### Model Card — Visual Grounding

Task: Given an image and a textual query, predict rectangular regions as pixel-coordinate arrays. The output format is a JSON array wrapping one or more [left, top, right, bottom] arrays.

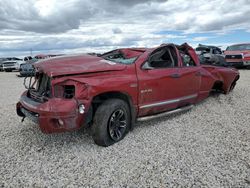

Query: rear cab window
[[179, 51, 196, 67], [177, 44, 198, 67], [100, 49, 145, 64]]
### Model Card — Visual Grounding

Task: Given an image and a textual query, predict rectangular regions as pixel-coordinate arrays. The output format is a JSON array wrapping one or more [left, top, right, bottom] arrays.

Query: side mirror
[[142, 61, 154, 70]]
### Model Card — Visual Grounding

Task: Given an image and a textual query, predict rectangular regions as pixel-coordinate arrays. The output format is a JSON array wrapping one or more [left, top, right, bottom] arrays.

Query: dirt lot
[[0, 71, 250, 187]]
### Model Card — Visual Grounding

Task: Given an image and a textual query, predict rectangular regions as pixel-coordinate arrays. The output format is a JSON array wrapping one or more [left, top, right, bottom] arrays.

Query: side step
[[137, 105, 194, 122]]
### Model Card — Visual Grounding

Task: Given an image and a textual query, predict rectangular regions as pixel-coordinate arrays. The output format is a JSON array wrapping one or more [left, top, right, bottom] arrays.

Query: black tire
[[230, 80, 237, 91], [92, 99, 131, 147]]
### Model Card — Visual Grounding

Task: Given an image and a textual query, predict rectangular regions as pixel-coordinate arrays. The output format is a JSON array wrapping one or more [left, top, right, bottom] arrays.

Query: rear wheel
[[92, 99, 131, 147]]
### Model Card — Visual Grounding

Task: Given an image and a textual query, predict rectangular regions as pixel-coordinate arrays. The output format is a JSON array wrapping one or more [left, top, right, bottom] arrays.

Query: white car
[[2, 60, 24, 72]]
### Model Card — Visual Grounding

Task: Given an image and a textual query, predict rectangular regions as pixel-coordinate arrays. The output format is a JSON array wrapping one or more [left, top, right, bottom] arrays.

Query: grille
[[29, 90, 49, 103], [225, 54, 243, 59], [28, 74, 51, 103], [3, 62, 15, 67]]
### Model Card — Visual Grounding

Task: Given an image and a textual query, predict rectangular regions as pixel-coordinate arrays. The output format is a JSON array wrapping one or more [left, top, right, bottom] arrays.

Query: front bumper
[[3, 67, 16, 71], [227, 62, 244, 67], [243, 61, 250, 66], [226, 59, 250, 67], [16, 93, 90, 133]]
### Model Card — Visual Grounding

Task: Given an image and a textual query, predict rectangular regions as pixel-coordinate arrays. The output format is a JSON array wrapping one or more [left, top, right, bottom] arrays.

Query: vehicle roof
[[101, 48, 148, 59], [196, 44, 221, 50], [227, 43, 250, 47], [34, 54, 48, 58], [120, 48, 147, 58]]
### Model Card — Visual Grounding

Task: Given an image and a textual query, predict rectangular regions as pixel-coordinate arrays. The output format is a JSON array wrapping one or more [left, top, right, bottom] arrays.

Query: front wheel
[[92, 99, 131, 147]]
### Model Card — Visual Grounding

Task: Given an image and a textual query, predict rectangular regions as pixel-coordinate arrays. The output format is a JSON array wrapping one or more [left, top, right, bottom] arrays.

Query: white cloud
[[192, 37, 211, 42], [0, 0, 250, 56]]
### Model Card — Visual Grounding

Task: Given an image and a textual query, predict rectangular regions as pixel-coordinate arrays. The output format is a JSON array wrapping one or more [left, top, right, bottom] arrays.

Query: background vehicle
[[19, 57, 39, 77], [18, 54, 62, 77], [195, 44, 228, 67], [0, 58, 7, 71], [17, 43, 239, 147], [224, 43, 250, 68], [1, 57, 23, 72]]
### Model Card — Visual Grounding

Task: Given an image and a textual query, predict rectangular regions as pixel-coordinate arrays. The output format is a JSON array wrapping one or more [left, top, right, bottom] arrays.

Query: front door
[[137, 45, 184, 117]]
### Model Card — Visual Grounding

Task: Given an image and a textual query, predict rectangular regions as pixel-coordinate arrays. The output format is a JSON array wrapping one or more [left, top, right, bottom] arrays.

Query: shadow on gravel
[[18, 121, 95, 150], [16, 89, 236, 149]]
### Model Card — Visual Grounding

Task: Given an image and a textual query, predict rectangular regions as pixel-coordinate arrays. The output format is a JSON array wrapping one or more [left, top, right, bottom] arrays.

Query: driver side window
[[149, 47, 178, 68]]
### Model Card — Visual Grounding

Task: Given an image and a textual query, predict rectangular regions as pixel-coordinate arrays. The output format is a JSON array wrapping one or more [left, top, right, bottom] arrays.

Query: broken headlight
[[54, 85, 75, 99], [53, 80, 88, 99]]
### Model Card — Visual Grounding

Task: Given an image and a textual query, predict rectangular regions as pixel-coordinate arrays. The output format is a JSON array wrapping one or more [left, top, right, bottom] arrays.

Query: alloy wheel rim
[[108, 109, 127, 141]]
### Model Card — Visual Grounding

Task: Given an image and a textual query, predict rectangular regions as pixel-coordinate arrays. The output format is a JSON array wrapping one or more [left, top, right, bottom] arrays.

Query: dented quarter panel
[[201, 65, 239, 94]]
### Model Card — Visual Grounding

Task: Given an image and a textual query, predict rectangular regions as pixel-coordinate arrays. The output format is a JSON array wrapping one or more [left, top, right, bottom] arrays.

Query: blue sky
[[0, 0, 250, 57], [155, 29, 250, 49]]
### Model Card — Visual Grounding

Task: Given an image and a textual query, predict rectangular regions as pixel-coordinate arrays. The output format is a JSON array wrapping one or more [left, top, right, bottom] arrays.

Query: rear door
[[177, 45, 201, 106]]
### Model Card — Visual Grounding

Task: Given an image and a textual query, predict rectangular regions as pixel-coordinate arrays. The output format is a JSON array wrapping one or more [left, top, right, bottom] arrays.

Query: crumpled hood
[[34, 54, 126, 77]]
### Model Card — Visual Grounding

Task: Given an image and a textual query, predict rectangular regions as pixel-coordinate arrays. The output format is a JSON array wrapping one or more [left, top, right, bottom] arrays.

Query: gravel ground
[[0, 71, 250, 187]]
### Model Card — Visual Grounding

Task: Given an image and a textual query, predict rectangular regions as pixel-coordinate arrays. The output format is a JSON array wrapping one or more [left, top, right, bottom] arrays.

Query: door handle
[[170, 73, 181, 78], [195, 71, 202, 76]]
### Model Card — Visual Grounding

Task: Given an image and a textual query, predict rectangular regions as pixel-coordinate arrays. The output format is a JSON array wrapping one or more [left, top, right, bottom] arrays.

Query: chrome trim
[[139, 94, 197, 109], [137, 105, 193, 121], [179, 94, 198, 101], [225, 54, 243, 59], [241, 53, 244, 58]]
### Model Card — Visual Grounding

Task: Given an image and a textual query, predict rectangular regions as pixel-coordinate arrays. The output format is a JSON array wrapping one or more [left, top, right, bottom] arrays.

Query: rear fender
[[203, 66, 239, 94]]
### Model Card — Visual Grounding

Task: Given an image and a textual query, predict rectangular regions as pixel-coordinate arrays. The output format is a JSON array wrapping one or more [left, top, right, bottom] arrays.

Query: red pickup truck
[[224, 43, 250, 68], [16, 43, 239, 146]]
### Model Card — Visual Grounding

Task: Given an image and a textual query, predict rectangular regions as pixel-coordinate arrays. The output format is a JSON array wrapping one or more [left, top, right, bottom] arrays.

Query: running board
[[137, 105, 194, 122]]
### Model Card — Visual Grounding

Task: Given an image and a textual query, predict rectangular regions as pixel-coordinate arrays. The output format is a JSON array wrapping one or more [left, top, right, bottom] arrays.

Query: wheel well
[[212, 81, 223, 92], [89, 91, 136, 128], [229, 75, 240, 91], [234, 75, 240, 82], [92, 91, 130, 106]]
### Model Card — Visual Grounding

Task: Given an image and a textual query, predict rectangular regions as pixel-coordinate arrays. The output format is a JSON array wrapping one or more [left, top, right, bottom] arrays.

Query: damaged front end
[[23, 73, 51, 102], [16, 72, 91, 133]]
